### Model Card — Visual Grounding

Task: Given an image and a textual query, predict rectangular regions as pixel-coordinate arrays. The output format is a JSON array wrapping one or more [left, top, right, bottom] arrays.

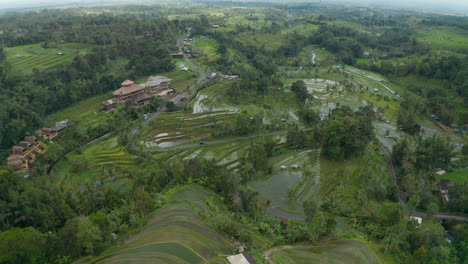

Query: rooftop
[[227, 254, 257, 264], [113, 82, 145, 96], [145, 76, 173, 88], [122, 80, 134, 86], [51, 120, 69, 132], [131, 92, 152, 102]]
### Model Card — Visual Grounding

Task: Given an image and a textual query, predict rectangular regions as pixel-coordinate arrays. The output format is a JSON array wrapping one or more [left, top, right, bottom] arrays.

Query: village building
[[145, 76, 173, 93], [113, 80, 145, 103], [438, 179, 454, 204], [11, 146, 26, 155], [24, 136, 38, 145], [192, 49, 202, 57], [409, 216, 422, 227], [38, 120, 69, 139], [131, 92, 152, 106], [18, 140, 31, 150], [102, 99, 116, 112], [226, 253, 257, 264], [7, 155, 28, 172], [157, 88, 177, 100], [6, 135, 47, 172], [171, 52, 184, 58]]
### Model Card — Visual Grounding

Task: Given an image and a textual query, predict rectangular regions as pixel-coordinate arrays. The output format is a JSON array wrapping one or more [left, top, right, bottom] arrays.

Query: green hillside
[[5, 42, 94, 74], [271, 240, 380, 264], [80, 186, 232, 264]]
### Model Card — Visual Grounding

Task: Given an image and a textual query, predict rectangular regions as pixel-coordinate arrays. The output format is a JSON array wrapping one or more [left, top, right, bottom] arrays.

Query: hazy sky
[[0, 0, 467, 14]]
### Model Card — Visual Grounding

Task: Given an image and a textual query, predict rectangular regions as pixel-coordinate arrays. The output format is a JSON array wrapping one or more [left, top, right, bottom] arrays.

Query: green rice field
[[436, 169, 468, 184], [270, 240, 380, 264], [80, 186, 232, 264], [51, 136, 136, 192], [5, 42, 94, 74]]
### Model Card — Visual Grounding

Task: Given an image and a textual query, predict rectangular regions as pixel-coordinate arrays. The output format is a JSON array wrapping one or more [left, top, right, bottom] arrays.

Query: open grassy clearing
[[5, 42, 94, 74], [235, 32, 287, 51], [280, 23, 319, 37], [51, 136, 136, 192], [81, 186, 232, 264], [193, 36, 222, 66], [436, 169, 468, 184], [224, 13, 271, 29], [270, 240, 380, 264], [45, 92, 114, 130], [418, 26, 468, 52]]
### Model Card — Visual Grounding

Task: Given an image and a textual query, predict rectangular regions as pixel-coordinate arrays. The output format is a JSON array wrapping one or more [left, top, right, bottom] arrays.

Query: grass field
[[51, 136, 136, 192], [436, 169, 468, 183], [80, 186, 232, 264], [45, 93, 114, 131], [193, 36, 222, 65], [5, 42, 94, 74], [270, 240, 380, 264], [418, 26, 468, 52]]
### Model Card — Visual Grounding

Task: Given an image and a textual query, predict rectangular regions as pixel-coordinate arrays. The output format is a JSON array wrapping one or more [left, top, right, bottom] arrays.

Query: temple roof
[[113, 83, 145, 96], [121, 80, 134, 86]]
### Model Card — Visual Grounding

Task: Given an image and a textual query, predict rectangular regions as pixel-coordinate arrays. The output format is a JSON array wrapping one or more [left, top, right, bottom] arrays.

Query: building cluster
[[7, 120, 69, 172], [37, 120, 70, 139], [7, 136, 47, 172], [104, 76, 175, 111]]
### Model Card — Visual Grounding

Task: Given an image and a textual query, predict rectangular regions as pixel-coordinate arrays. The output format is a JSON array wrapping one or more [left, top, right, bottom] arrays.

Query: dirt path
[[263, 243, 312, 264]]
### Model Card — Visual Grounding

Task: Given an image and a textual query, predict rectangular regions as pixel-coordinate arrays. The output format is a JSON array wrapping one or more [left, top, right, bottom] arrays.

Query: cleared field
[[5, 42, 94, 74], [45, 92, 114, 131], [418, 26, 468, 52], [436, 169, 468, 184], [270, 240, 380, 264], [193, 36, 222, 65], [81, 186, 232, 264], [52, 137, 136, 191]]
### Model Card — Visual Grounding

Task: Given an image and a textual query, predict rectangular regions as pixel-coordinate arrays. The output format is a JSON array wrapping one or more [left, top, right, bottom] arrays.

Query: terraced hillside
[[270, 240, 380, 264], [80, 186, 232, 264], [138, 110, 236, 149], [52, 137, 136, 191], [5, 42, 93, 74]]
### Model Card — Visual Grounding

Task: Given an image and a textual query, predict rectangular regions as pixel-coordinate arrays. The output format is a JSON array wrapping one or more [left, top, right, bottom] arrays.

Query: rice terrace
[[5, 42, 93, 74]]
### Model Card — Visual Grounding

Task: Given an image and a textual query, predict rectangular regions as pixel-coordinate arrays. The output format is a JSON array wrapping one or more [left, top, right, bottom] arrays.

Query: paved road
[[172, 39, 208, 107], [129, 107, 166, 151]]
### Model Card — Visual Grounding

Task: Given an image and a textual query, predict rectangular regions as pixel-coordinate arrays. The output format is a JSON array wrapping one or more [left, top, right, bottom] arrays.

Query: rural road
[[352, 69, 467, 221], [378, 135, 468, 222]]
